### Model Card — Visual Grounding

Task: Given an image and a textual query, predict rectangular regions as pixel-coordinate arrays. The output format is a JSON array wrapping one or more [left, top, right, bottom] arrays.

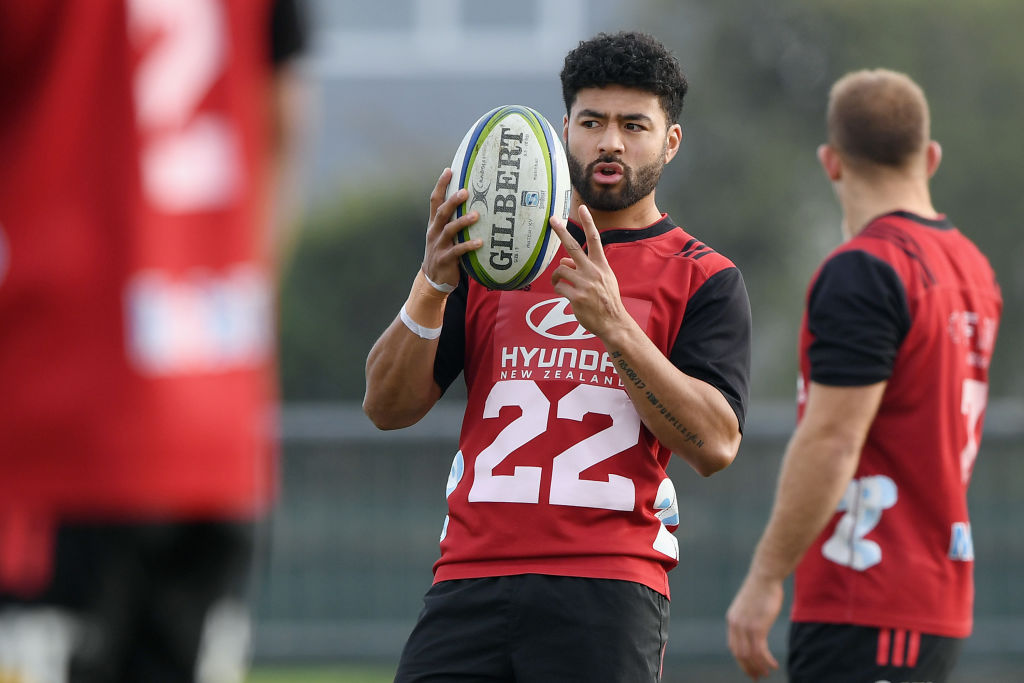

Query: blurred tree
[[278, 184, 426, 400], [639, 0, 1023, 399]]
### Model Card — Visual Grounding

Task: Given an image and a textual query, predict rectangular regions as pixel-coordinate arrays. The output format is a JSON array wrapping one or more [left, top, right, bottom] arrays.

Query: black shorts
[[395, 574, 671, 683], [0, 519, 255, 683], [788, 621, 964, 683]]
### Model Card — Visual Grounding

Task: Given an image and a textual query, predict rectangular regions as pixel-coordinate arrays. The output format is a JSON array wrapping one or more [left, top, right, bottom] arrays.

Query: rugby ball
[[446, 105, 571, 290]]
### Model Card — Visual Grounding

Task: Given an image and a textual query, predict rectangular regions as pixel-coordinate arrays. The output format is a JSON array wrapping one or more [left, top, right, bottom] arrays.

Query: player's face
[[564, 86, 679, 212]]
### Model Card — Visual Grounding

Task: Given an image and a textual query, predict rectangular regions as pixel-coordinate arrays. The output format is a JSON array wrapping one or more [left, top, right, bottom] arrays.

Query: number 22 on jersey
[[468, 380, 637, 510], [440, 380, 681, 559]]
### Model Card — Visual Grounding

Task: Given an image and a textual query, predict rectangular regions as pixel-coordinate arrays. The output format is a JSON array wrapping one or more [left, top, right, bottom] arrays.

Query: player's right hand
[[421, 168, 481, 289], [726, 573, 783, 680]]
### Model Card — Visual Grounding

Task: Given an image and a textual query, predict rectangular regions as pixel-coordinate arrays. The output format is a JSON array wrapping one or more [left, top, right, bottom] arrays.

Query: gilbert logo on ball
[[446, 105, 571, 290]]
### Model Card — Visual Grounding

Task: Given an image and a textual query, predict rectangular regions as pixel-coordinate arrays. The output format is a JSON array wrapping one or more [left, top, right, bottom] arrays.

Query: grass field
[[248, 665, 393, 683]]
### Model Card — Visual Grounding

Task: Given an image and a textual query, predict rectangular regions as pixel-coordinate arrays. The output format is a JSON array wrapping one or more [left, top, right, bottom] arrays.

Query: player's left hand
[[726, 573, 784, 680], [548, 206, 628, 339]]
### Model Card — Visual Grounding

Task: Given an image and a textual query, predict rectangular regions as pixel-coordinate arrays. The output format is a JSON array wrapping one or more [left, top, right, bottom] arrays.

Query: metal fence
[[252, 399, 1024, 676]]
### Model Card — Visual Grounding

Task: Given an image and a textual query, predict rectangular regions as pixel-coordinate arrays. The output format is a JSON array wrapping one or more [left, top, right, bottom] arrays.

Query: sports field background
[[248, 666, 391, 683]]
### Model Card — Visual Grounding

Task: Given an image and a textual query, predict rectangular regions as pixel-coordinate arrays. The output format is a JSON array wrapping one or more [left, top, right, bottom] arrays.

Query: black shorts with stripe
[[788, 622, 964, 683]]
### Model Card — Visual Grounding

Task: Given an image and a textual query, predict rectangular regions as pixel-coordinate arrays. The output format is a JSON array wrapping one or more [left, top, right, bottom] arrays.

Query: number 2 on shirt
[[130, 0, 240, 212], [823, 378, 988, 570]]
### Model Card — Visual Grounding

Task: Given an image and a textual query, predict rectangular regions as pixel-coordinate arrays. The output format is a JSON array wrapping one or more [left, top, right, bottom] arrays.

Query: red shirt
[[0, 0, 278, 521], [432, 216, 751, 597], [792, 211, 1002, 637]]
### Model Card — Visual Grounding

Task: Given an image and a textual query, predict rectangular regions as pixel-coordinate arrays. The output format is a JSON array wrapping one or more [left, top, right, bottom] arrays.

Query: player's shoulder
[[843, 210, 957, 259], [596, 215, 741, 286], [655, 219, 739, 277], [836, 210, 996, 290], [818, 213, 917, 280]]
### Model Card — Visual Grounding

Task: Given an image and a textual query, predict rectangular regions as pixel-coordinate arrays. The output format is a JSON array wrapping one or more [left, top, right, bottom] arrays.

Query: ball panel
[[517, 110, 570, 287], [449, 106, 498, 221]]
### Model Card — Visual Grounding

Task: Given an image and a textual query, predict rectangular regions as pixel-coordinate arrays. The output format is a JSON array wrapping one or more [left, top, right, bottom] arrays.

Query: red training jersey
[[791, 211, 1002, 637], [431, 215, 752, 598], [0, 0, 280, 522]]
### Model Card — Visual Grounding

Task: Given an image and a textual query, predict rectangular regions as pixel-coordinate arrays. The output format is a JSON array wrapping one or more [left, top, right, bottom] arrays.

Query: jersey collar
[[886, 210, 954, 231], [566, 213, 677, 248]]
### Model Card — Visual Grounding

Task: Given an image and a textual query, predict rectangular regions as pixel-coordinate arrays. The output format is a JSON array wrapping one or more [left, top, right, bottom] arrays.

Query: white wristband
[[400, 304, 443, 340], [422, 269, 456, 294]]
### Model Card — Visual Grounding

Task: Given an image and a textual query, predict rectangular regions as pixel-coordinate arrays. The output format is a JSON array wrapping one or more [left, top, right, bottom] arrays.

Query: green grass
[[247, 665, 393, 683]]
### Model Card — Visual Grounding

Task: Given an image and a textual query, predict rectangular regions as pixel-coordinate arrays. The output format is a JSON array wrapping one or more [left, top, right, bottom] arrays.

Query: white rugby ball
[[446, 105, 571, 290]]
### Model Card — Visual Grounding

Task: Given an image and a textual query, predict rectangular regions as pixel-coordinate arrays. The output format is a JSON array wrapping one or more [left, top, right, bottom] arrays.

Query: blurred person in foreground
[[0, 0, 305, 680], [365, 31, 751, 682], [726, 69, 1002, 682]]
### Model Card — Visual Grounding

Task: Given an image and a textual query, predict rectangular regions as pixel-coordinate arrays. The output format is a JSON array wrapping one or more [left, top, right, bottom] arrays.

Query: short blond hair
[[827, 69, 930, 168]]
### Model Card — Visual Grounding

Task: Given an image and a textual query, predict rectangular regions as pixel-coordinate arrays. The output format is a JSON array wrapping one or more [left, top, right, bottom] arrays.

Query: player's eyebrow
[[575, 108, 655, 125]]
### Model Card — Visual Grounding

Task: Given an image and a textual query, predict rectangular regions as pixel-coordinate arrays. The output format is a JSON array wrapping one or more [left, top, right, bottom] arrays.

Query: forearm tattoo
[[609, 351, 704, 448]]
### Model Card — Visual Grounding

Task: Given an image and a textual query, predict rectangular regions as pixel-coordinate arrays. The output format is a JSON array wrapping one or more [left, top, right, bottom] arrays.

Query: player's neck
[[838, 176, 938, 240], [572, 193, 663, 231]]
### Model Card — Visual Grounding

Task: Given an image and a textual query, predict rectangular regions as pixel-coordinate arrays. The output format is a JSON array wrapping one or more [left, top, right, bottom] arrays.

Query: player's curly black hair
[[560, 31, 688, 125]]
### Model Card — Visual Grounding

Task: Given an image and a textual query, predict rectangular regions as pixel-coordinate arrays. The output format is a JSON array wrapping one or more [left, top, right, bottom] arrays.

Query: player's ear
[[925, 140, 942, 178], [817, 143, 842, 181], [563, 114, 569, 144], [663, 123, 682, 164]]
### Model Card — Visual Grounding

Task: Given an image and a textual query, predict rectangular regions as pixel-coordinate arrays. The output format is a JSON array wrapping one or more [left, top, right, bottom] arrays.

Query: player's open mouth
[[593, 162, 624, 185]]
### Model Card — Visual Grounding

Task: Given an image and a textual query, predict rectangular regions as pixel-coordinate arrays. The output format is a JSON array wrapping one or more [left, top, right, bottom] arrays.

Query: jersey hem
[[790, 608, 972, 639], [434, 557, 671, 599]]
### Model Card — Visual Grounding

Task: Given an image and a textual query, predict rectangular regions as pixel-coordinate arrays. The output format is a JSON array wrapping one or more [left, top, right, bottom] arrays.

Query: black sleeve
[[433, 276, 469, 394], [668, 267, 752, 432], [807, 250, 911, 386], [271, 0, 306, 65]]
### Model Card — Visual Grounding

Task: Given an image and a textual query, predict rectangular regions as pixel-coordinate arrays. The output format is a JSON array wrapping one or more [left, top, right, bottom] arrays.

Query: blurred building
[[297, 0, 640, 204]]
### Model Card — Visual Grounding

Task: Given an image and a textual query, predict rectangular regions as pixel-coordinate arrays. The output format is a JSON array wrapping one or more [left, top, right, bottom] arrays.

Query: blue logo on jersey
[[445, 451, 464, 498], [949, 522, 975, 561]]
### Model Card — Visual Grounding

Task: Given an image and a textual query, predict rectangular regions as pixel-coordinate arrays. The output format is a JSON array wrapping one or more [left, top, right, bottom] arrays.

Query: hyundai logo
[[526, 298, 594, 340]]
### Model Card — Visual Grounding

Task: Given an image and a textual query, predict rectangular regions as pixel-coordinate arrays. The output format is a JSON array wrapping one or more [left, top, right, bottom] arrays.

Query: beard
[[567, 146, 667, 212]]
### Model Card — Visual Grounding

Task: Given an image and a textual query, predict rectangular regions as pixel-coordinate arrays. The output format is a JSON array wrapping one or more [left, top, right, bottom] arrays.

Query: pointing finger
[[577, 206, 607, 265]]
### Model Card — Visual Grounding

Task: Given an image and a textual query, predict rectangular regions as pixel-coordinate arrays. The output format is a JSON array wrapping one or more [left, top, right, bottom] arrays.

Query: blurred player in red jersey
[[0, 0, 304, 680], [726, 69, 1002, 682], [366, 32, 752, 682]]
